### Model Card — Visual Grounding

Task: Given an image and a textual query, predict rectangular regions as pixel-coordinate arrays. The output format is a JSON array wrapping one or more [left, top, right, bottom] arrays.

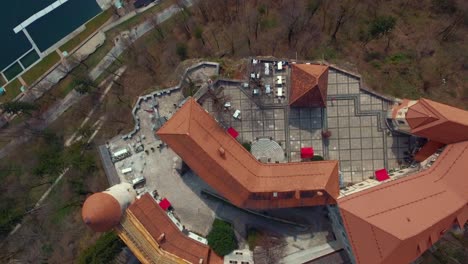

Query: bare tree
[[330, 1, 358, 42], [253, 234, 286, 264], [205, 86, 231, 126]]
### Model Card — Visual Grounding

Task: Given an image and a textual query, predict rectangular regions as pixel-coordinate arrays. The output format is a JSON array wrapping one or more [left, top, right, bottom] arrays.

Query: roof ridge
[[290, 65, 319, 104], [419, 99, 446, 121]]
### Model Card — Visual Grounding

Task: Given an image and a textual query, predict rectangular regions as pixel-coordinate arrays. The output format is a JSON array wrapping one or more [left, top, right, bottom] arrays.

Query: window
[[397, 120, 405, 125], [229, 261, 238, 264], [277, 191, 294, 199], [301, 190, 315, 198], [250, 192, 270, 200], [235, 252, 243, 255]]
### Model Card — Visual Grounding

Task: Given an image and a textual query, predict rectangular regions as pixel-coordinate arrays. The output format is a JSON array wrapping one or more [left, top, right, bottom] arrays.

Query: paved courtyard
[[201, 82, 288, 149], [203, 64, 411, 184], [326, 68, 410, 183]]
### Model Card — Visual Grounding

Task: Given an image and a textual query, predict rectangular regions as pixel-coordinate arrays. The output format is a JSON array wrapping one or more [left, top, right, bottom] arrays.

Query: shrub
[[321, 130, 332, 138], [207, 219, 238, 256], [176, 43, 188, 60], [368, 16, 396, 40], [78, 232, 124, 264], [247, 228, 260, 250], [431, 0, 457, 14], [242, 142, 252, 152], [312, 155, 324, 161]]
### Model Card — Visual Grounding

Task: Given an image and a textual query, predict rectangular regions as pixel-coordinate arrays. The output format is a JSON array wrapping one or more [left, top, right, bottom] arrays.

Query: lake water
[[0, 0, 102, 70]]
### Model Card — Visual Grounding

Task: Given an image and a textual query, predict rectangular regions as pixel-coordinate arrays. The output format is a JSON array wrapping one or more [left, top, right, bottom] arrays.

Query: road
[[0, 1, 191, 159]]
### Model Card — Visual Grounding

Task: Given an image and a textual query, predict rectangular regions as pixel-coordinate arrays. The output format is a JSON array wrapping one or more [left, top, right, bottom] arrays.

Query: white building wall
[[104, 182, 137, 211]]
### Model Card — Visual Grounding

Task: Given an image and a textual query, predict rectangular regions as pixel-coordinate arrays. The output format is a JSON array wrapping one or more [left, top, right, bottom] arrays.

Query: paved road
[[0, 1, 191, 159]]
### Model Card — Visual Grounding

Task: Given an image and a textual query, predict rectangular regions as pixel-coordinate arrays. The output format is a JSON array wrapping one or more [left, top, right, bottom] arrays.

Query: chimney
[[218, 147, 225, 157], [157, 233, 165, 243]]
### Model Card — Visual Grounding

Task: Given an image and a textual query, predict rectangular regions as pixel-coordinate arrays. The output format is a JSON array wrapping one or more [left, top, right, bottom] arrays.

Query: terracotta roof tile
[[407, 99, 468, 144], [157, 98, 339, 209], [128, 194, 211, 264], [82, 193, 122, 232], [414, 141, 445, 162], [338, 140, 468, 264], [290, 64, 329, 108]]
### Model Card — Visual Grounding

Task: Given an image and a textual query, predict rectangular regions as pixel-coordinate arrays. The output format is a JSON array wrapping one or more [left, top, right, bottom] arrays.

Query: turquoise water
[[0, 0, 101, 70]]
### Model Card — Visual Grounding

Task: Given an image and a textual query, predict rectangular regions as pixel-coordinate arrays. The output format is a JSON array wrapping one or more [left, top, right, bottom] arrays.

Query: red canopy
[[301, 147, 314, 159], [375, 169, 390, 182], [159, 198, 171, 211], [227, 127, 239, 138]]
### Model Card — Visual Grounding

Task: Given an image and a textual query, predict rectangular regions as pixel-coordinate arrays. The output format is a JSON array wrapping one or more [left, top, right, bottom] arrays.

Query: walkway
[[0, 1, 192, 159], [280, 241, 343, 264], [89, 1, 192, 80]]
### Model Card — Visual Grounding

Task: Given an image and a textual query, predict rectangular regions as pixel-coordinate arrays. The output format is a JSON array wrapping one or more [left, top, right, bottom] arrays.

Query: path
[[280, 241, 343, 264], [0, 67, 125, 159], [89, 3, 190, 80], [0, 1, 191, 159]]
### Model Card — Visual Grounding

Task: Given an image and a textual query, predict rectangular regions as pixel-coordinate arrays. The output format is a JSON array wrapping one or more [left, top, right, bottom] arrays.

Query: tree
[[253, 233, 286, 264], [194, 26, 205, 46], [207, 219, 238, 256], [0, 101, 38, 115], [182, 77, 199, 97], [367, 15, 396, 46], [330, 1, 358, 42], [205, 86, 231, 126], [73, 72, 99, 95], [78, 232, 124, 264], [176, 43, 188, 60], [431, 0, 458, 14]]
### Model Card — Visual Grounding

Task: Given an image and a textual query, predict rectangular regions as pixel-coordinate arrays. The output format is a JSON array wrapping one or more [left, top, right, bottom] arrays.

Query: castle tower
[[82, 182, 136, 232]]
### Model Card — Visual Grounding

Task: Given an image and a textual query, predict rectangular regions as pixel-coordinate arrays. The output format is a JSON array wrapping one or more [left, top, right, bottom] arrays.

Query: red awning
[[227, 127, 239, 138], [375, 169, 390, 182], [301, 147, 314, 159], [159, 198, 171, 211]]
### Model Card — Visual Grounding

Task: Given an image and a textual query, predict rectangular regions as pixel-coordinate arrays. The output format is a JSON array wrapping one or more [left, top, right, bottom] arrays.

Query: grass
[[247, 228, 260, 250], [0, 75, 5, 86], [0, 79, 22, 103], [60, 9, 113, 53], [22, 52, 61, 85]]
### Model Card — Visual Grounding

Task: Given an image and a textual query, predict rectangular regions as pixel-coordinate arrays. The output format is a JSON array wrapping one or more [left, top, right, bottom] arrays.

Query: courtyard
[[202, 62, 411, 184]]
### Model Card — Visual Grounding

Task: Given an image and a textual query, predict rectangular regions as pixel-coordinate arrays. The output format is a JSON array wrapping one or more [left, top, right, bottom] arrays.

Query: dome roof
[[82, 192, 122, 232]]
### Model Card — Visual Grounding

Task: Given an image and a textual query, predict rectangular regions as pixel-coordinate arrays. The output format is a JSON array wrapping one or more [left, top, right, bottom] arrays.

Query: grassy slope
[[0, 79, 22, 103], [60, 9, 113, 53], [21, 52, 61, 85]]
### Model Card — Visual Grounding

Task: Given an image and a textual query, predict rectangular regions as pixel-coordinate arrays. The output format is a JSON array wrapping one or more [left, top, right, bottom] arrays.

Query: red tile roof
[[406, 99, 468, 144], [338, 140, 468, 264], [128, 193, 211, 264], [82, 193, 122, 232], [157, 98, 339, 209], [290, 64, 329, 108], [414, 141, 445, 162]]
